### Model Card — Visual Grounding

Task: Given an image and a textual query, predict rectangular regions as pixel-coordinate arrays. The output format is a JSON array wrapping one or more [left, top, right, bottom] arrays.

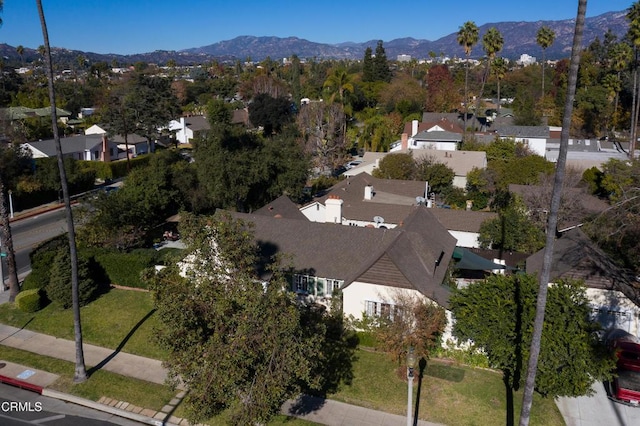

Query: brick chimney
[[101, 134, 111, 162], [325, 195, 343, 224]]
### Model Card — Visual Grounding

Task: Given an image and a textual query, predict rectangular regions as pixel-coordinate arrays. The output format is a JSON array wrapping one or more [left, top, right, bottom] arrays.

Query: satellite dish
[[373, 216, 385, 224], [416, 196, 426, 205]]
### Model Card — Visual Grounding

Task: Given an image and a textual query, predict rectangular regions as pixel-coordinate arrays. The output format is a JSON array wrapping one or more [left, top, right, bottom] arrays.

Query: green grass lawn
[[0, 288, 166, 360], [0, 289, 565, 425], [331, 349, 564, 425]]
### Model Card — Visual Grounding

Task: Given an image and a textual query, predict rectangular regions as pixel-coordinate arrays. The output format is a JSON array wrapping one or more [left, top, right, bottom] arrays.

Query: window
[[365, 300, 398, 320]]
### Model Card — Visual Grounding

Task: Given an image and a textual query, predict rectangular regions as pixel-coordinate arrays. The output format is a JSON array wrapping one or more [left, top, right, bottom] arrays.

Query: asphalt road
[[0, 384, 141, 426], [1, 208, 68, 281]]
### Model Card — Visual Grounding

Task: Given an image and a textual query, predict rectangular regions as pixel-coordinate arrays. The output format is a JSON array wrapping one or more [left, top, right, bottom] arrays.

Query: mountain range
[[0, 10, 629, 66]]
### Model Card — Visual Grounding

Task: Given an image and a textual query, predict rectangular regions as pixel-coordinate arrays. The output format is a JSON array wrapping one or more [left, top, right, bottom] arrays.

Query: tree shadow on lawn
[[424, 362, 465, 383], [87, 308, 157, 377]]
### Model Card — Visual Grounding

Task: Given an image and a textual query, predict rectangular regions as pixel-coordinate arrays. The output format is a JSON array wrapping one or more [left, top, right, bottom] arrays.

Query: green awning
[[453, 247, 507, 270]]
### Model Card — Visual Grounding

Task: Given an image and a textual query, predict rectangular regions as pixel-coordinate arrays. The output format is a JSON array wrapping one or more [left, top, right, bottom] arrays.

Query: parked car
[[605, 329, 640, 406]]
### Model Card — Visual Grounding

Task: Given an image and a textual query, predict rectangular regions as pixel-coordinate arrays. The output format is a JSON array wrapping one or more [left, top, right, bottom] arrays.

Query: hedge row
[[80, 155, 151, 180]]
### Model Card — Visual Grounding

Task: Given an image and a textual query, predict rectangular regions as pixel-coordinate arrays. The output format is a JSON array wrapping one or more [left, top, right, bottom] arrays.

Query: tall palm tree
[[457, 21, 479, 139], [492, 57, 509, 113], [476, 27, 504, 125], [627, 1, 640, 160], [323, 67, 354, 142], [36, 0, 87, 384], [536, 26, 556, 98], [518, 1, 586, 425], [608, 42, 632, 134], [16, 45, 24, 66]]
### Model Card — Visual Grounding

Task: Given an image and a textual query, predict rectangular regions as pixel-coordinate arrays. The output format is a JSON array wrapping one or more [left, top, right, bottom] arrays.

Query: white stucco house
[[168, 116, 211, 144], [495, 125, 549, 157], [22, 134, 118, 162]]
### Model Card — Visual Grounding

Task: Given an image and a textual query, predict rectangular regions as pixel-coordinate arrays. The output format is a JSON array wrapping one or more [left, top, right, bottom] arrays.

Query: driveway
[[556, 382, 640, 426]]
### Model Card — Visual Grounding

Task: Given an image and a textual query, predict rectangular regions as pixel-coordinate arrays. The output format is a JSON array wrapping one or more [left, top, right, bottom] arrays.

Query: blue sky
[[0, 0, 633, 55]]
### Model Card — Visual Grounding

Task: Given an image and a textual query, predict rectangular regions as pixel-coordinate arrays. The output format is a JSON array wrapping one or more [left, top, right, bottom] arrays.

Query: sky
[[0, 0, 634, 55]]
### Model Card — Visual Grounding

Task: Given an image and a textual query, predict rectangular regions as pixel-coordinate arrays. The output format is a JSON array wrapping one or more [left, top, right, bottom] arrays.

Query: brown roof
[[316, 173, 426, 224], [429, 208, 497, 233], [394, 149, 487, 176], [185, 116, 210, 132], [226, 206, 457, 307], [402, 118, 463, 136], [254, 195, 306, 220], [525, 228, 639, 304]]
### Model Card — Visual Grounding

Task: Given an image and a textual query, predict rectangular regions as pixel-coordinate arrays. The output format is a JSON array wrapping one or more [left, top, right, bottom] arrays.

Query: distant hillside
[[0, 10, 629, 65]]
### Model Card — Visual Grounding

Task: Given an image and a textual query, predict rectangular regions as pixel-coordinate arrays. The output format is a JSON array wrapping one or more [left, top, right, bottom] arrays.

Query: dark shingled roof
[[496, 125, 550, 138], [429, 209, 497, 233], [254, 195, 307, 220], [226, 206, 457, 307], [25, 134, 104, 157], [525, 228, 639, 305]]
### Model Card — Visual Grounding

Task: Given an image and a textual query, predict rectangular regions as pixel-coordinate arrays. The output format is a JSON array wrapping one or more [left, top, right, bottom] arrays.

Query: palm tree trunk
[[0, 181, 20, 301], [518, 1, 586, 425], [36, 0, 87, 383], [463, 58, 469, 141], [631, 50, 638, 156], [541, 50, 546, 98]]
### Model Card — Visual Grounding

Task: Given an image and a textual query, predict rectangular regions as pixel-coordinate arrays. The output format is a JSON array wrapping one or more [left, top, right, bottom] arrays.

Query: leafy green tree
[[206, 98, 232, 126], [373, 40, 391, 83], [362, 47, 374, 82], [451, 274, 613, 425], [372, 153, 415, 180], [478, 196, 545, 253], [151, 213, 323, 425], [414, 156, 455, 193], [195, 125, 309, 212], [46, 247, 99, 309], [536, 26, 556, 97], [248, 93, 292, 135]]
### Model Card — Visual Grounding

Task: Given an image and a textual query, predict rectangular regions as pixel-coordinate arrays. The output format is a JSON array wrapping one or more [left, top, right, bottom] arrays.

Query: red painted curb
[[0, 374, 43, 394]]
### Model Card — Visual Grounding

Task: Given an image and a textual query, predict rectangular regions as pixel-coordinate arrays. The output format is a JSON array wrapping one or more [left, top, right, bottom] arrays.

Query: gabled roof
[[316, 173, 425, 224], [402, 118, 462, 136], [525, 228, 638, 304], [227, 206, 457, 307], [496, 126, 549, 138], [1, 106, 71, 120], [254, 195, 306, 220], [412, 130, 462, 142], [24, 134, 104, 157], [111, 133, 148, 144], [185, 116, 210, 132], [429, 208, 496, 233]]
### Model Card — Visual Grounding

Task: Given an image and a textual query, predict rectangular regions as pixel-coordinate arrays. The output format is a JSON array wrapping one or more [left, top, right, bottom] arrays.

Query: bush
[[23, 235, 69, 291], [45, 248, 102, 309], [91, 248, 162, 289], [15, 288, 47, 313]]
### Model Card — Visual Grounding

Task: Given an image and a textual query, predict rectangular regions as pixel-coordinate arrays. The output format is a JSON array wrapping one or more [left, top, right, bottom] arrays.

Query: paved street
[[556, 382, 640, 426]]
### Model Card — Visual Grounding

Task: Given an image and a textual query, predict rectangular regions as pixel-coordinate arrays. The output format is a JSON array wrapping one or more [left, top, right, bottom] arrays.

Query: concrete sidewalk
[[0, 322, 442, 425]]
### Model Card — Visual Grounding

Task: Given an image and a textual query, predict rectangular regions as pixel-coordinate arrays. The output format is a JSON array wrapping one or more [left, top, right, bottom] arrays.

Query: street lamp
[[406, 346, 416, 426], [8, 190, 14, 219]]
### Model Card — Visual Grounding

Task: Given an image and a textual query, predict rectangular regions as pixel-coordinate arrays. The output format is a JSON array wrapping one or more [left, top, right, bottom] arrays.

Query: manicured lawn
[[0, 289, 565, 425], [0, 288, 166, 360], [330, 349, 565, 426]]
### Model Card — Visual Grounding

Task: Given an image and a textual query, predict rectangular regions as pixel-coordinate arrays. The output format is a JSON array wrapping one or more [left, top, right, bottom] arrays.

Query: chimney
[[101, 134, 111, 163], [401, 133, 408, 150], [364, 185, 374, 200], [411, 119, 419, 136], [325, 195, 343, 224], [466, 200, 473, 210]]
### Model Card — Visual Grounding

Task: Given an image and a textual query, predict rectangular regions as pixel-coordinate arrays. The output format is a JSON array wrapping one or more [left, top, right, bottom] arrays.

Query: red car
[[606, 329, 640, 406]]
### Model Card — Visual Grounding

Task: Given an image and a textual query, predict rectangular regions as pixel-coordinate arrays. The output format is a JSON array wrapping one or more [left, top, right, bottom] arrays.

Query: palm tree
[[476, 27, 504, 126], [518, 2, 586, 425], [627, 1, 640, 160], [492, 57, 509, 113], [16, 45, 24, 66], [536, 26, 556, 98], [36, 0, 88, 384], [323, 67, 354, 142], [457, 21, 479, 139], [608, 42, 632, 134]]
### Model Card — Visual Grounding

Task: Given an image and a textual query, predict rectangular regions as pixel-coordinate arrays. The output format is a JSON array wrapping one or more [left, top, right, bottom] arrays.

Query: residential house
[[85, 125, 151, 158], [344, 149, 486, 190], [301, 173, 495, 248], [22, 134, 118, 162], [526, 228, 640, 336], [228, 206, 457, 323], [169, 116, 211, 144], [391, 118, 463, 152], [544, 137, 628, 171], [495, 125, 549, 157]]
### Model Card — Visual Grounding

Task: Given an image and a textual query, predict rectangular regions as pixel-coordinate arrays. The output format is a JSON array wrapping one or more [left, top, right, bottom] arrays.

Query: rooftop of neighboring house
[[526, 228, 638, 298], [1, 106, 72, 120], [429, 208, 497, 233], [412, 130, 463, 142], [110, 133, 148, 144], [226, 206, 457, 307], [185, 115, 210, 132], [254, 195, 307, 220], [402, 118, 462, 136], [24, 134, 105, 156], [495, 125, 550, 138]]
